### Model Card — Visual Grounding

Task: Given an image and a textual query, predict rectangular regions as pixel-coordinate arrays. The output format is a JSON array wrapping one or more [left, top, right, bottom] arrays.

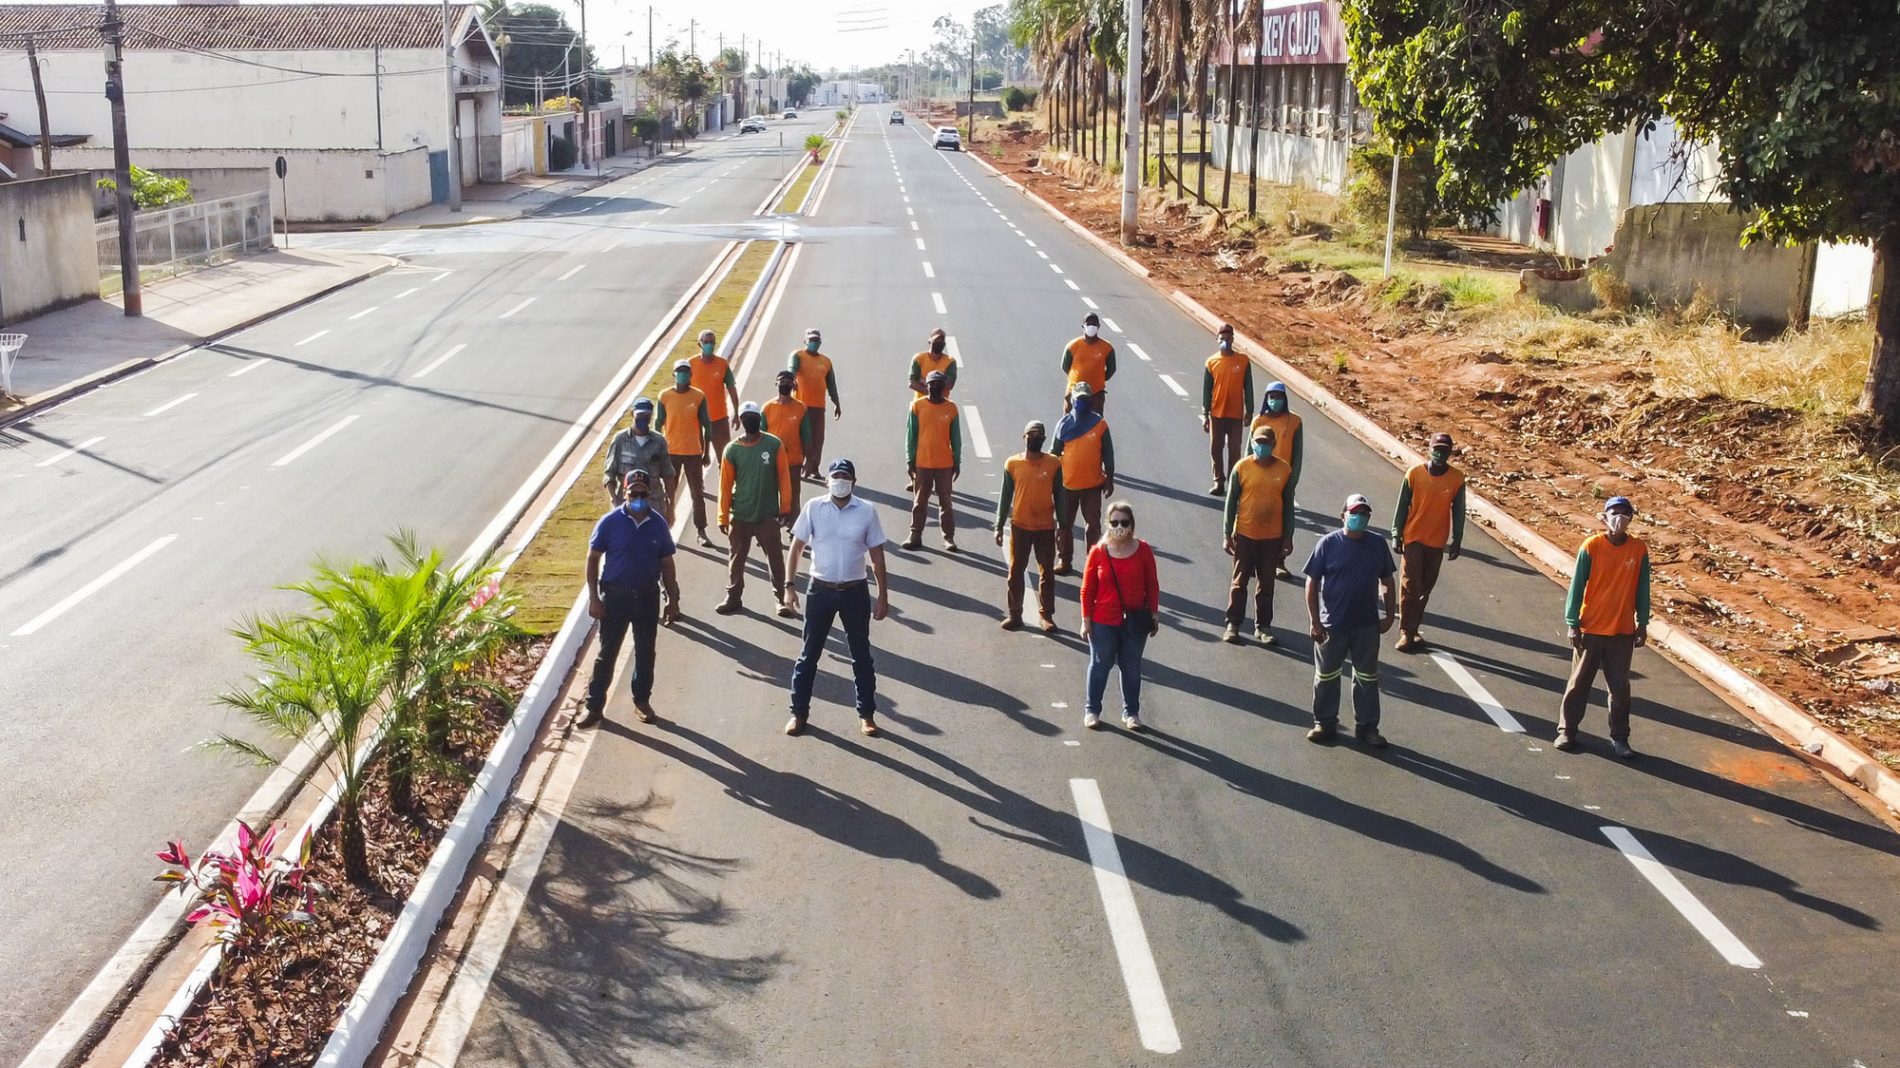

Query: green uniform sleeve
[[723, 367, 736, 389], [947, 360, 959, 389], [995, 469, 1016, 532], [1202, 366, 1214, 415], [826, 369, 839, 404], [1392, 480, 1414, 544], [1061, 345, 1074, 374], [1451, 485, 1468, 547], [789, 351, 802, 373], [1637, 552, 1652, 627], [1280, 473, 1296, 541], [1101, 426, 1114, 475], [1565, 546, 1592, 629], [905, 409, 919, 467], [950, 410, 962, 466], [603, 434, 622, 482], [1222, 471, 1240, 536], [1054, 476, 1068, 518], [1290, 424, 1304, 485], [697, 399, 711, 436], [656, 448, 676, 479], [653, 403, 669, 432], [1105, 347, 1117, 381], [908, 356, 923, 391], [1243, 366, 1255, 417], [800, 409, 813, 452]]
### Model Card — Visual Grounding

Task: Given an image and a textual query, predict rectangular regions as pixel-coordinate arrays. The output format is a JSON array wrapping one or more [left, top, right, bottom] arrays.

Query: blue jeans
[[1312, 623, 1382, 728], [789, 581, 877, 719], [1085, 621, 1148, 717], [587, 585, 659, 712]]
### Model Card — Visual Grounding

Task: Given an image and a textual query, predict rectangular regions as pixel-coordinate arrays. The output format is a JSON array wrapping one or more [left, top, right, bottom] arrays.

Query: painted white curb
[[964, 146, 1151, 280]]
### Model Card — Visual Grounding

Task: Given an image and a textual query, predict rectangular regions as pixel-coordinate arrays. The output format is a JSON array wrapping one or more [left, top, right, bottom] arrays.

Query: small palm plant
[[803, 133, 826, 163]]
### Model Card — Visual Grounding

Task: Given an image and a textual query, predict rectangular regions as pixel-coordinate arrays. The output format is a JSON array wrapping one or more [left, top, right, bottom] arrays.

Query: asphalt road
[[0, 113, 832, 1067], [453, 107, 1900, 1068]]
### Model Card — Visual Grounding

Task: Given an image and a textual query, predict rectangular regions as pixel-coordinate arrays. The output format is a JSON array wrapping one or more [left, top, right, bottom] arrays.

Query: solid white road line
[[394, 287, 420, 300], [932, 292, 948, 315], [143, 393, 198, 418], [923, 261, 935, 279], [1070, 779, 1183, 1055], [348, 306, 380, 321], [1430, 651, 1527, 733], [226, 360, 266, 379], [35, 435, 104, 468], [1129, 342, 1153, 361], [557, 264, 587, 282], [1104, 317, 1122, 333], [1082, 297, 1100, 310], [295, 329, 330, 347], [964, 405, 992, 459], [1600, 826, 1762, 969], [499, 297, 537, 320], [271, 415, 359, 468], [11, 534, 177, 637], [414, 343, 469, 380], [1158, 374, 1189, 397]]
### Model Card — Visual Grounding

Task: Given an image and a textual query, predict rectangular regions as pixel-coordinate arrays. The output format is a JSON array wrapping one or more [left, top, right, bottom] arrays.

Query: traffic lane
[[900, 126, 1899, 1060]]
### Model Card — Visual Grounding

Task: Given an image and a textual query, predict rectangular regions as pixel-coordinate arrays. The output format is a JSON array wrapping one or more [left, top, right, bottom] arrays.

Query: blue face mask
[[700, 341, 715, 356], [1266, 396, 1287, 414], [626, 497, 648, 515], [1252, 442, 1271, 460], [1345, 512, 1370, 533], [634, 415, 652, 433], [1073, 398, 1092, 417], [1218, 338, 1234, 353], [806, 340, 820, 353]]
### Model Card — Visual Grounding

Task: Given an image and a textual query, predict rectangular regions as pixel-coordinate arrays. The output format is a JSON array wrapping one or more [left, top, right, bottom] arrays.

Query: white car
[[740, 116, 767, 133], [783, 109, 798, 119], [933, 126, 961, 151]]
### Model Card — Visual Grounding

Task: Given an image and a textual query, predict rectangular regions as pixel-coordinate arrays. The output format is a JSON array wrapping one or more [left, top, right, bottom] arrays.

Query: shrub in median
[[155, 821, 316, 960]]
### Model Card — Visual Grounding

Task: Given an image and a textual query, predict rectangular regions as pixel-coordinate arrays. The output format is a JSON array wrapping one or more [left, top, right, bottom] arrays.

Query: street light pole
[[579, 0, 592, 172], [1121, 0, 1143, 245], [443, 0, 462, 211], [101, 0, 140, 314]]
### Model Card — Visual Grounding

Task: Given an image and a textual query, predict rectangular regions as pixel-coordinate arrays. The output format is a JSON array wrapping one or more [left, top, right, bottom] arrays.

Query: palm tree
[[478, 0, 510, 53]]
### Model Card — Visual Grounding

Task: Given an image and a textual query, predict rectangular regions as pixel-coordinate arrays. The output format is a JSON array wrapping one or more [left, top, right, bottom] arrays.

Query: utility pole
[[966, 35, 975, 143], [443, 0, 462, 211], [688, 18, 694, 57], [579, 0, 591, 171], [646, 6, 653, 69], [1121, 0, 1143, 244], [100, 0, 140, 315], [26, 37, 53, 176]]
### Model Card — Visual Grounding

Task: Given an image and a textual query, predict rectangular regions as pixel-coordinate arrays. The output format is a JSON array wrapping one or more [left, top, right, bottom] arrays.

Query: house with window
[[0, 3, 502, 222]]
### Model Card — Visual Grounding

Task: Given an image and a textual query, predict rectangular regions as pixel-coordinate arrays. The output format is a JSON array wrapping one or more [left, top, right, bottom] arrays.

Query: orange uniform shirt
[[763, 396, 808, 466], [791, 349, 834, 410], [1003, 452, 1062, 530], [1059, 420, 1109, 490], [656, 386, 708, 456], [1576, 533, 1650, 636], [690, 355, 735, 420], [911, 351, 957, 394], [909, 397, 960, 469], [1249, 410, 1302, 466], [1205, 352, 1251, 419], [1228, 457, 1292, 540], [1402, 464, 1466, 549], [1064, 336, 1115, 394]]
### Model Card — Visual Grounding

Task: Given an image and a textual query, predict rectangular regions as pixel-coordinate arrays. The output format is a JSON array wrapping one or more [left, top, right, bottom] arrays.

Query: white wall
[[1628, 117, 1722, 206], [1551, 127, 1634, 260], [1811, 241, 1875, 318], [500, 116, 534, 178], [51, 145, 427, 222], [1208, 121, 1349, 195]]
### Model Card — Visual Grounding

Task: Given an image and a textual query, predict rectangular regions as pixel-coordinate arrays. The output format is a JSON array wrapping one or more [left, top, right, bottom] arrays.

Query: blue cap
[[631, 397, 654, 412], [1605, 496, 1635, 514], [1266, 381, 1288, 394], [829, 457, 856, 479]]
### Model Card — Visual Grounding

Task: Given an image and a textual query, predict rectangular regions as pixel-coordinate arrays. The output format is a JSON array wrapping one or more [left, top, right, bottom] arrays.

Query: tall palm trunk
[[1195, 53, 1209, 204], [1246, 19, 1265, 217], [338, 800, 370, 884], [1174, 87, 1185, 199], [1220, 11, 1239, 210]]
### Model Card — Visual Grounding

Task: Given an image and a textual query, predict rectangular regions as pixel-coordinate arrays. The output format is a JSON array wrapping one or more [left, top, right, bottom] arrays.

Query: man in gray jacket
[[604, 398, 676, 519]]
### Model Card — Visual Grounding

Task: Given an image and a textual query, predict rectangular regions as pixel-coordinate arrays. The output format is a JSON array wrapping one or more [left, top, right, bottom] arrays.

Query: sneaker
[[1053, 561, 1074, 576], [1208, 480, 1224, 496], [1275, 565, 1292, 579], [783, 715, 806, 736], [1356, 726, 1388, 749], [696, 530, 716, 549], [1083, 712, 1101, 730], [1000, 616, 1023, 631], [1122, 714, 1144, 731], [1039, 616, 1058, 634], [1223, 623, 1241, 643], [1307, 723, 1337, 744], [633, 700, 656, 723], [1254, 627, 1276, 646], [1610, 738, 1637, 759], [942, 537, 959, 553], [1553, 731, 1578, 751], [860, 718, 880, 737], [777, 601, 801, 619], [713, 599, 741, 615], [900, 537, 923, 550], [576, 706, 604, 728]]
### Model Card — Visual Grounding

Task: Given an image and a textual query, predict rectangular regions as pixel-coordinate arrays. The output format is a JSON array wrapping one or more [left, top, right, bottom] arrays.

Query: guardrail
[[96, 191, 274, 294]]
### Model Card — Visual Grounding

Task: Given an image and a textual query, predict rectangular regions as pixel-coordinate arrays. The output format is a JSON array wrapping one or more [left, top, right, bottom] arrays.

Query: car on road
[[783, 109, 798, 119], [740, 116, 767, 133], [933, 126, 961, 151], [890, 109, 905, 125]]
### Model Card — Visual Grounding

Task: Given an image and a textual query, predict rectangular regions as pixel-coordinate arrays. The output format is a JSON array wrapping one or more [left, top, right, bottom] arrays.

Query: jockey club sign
[[1239, 1, 1346, 65]]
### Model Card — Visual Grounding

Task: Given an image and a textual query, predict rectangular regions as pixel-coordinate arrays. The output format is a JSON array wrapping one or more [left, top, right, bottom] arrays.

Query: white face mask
[[828, 477, 853, 500], [1083, 324, 1100, 339], [1606, 513, 1632, 536]]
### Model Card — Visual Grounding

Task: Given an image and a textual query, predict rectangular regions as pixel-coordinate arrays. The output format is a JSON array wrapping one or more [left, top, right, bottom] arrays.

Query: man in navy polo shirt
[[1303, 493, 1398, 748], [581, 470, 681, 727]]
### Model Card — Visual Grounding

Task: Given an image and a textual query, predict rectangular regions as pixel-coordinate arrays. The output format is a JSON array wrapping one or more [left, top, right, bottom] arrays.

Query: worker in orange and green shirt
[[1391, 431, 1468, 652], [764, 369, 812, 513], [789, 327, 842, 479], [994, 419, 1066, 632], [1202, 322, 1254, 495], [1250, 380, 1304, 576], [653, 360, 715, 548], [903, 370, 962, 551], [1557, 495, 1651, 759], [1222, 425, 1296, 645], [909, 327, 959, 396], [690, 329, 742, 468], [1062, 312, 1116, 414], [1051, 381, 1114, 574], [715, 401, 796, 619]]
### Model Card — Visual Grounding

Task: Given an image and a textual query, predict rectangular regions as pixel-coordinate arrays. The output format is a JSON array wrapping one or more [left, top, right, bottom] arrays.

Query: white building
[[0, 3, 502, 223], [812, 81, 885, 107]]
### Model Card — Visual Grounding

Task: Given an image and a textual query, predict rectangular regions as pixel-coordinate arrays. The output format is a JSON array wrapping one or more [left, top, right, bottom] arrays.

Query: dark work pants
[[725, 519, 787, 603], [802, 409, 828, 478], [789, 581, 877, 719], [1312, 623, 1382, 728], [1399, 542, 1446, 635], [1006, 526, 1057, 621], [1226, 533, 1283, 629], [666, 453, 707, 533], [909, 467, 955, 539], [1057, 485, 1104, 567], [1560, 633, 1636, 740], [1209, 416, 1243, 483], [587, 585, 660, 713]]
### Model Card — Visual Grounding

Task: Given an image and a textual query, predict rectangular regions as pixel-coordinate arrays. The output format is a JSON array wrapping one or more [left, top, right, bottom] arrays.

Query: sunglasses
[[1108, 519, 1132, 529]]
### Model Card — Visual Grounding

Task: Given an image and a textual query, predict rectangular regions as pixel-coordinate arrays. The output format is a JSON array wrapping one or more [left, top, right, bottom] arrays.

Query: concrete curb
[[0, 257, 398, 431], [1162, 289, 1900, 817]]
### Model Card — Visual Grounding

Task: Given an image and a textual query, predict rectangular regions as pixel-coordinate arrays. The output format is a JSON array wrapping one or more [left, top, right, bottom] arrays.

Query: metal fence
[[95, 191, 275, 294]]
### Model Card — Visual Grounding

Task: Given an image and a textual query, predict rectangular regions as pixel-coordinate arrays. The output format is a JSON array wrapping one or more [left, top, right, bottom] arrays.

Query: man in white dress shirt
[[784, 458, 891, 737]]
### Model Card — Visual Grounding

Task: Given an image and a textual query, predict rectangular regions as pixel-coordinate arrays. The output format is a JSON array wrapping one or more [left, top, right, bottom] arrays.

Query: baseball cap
[[1024, 419, 1046, 436], [1266, 380, 1288, 395], [623, 469, 651, 490], [1605, 495, 1636, 514], [1083, 312, 1101, 326], [1070, 381, 1093, 397], [828, 457, 856, 479], [1252, 425, 1277, 442], [925, 369, 947, 384], [805, 327, 822, 339], [1429, 432, 1453, 448], [738, 400, 762, 416], [631, 397, 654, 413], [673, 359, 692, 372], [775, 368, 796, 381], [1344, 493, 1373, 513]]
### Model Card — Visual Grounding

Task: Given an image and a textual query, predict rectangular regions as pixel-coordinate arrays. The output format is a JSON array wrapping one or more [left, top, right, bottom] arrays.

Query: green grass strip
[[506, 240, 779, 632], [775, 144, 830, 214]]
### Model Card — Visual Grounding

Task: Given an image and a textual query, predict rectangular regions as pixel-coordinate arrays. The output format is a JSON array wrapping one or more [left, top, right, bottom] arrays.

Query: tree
[[498, 3, 610, 106], [477, 0, 510, 53], [1344, 0, 1900, 438]]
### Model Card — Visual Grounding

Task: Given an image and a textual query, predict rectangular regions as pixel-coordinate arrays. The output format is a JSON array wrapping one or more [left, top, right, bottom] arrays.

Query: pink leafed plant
[[155, 819, 318, 958]]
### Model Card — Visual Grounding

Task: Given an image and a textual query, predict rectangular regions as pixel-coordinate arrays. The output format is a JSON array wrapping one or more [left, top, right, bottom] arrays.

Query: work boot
[[900, 536, 923, 550], [1208, 480, 1224, 496], [633, 700, 657, 724], [943, 535, 959, 553], [1355, 726, 1388, 749], [1039, 616, 1058, 634], [783, 715, 806, 736], [1053, 560, 1073, 576], [1000, 615, 1023, 631], [576, 706, 604, 729], [696, 529, 716, 549], [1610, 738, 1637, 759], [713, 598, 741, 615], [1553, 730, 1578, 752], [1255, 627, 1276, 646], [1307, 722, 1337, 745], [1223, 623, 1241, 643]]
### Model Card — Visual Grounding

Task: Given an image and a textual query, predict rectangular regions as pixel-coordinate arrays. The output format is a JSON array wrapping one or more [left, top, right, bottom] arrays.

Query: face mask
[[625, 497, 649, 515], [1025, 434, 1045, 453], [634, 415, 651, 433], [927, 387, 944, 401], [674, 372, 690, 388], [1218, 338, 1233, 353], [1083, 324, 1099, 339], [1107, 519, 1132, 541], [1252, 442, 1271, 460], [1345, 512, 1370, 533], [740, 414, 762, 434], [806, 339, 820, 353], [1607, 513, 1632, 535], [700, 341, 715, 356], [930, 338, 946, 355], [779, 384, 794, 398], [1266, 396, 1287, 414], [1073, 398, 1092, 417], [828, 477, 853, 499], [1429, 449, 1450, 467]]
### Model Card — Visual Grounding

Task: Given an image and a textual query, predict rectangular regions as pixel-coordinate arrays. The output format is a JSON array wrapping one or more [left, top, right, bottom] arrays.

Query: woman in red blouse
[[1079, 500, 1160, 730]]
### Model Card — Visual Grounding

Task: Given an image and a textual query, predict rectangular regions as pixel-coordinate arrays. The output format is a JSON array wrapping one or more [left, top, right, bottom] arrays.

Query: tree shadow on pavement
[[639, 723, 1001, 900], [1126, 729, 1546, 894], [1386, 748, 1885, 928], [466, 792, 780, 1067]]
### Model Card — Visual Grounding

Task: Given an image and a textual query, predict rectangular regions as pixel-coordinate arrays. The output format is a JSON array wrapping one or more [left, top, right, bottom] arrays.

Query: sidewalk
[[370, 146, 694, 229], [0, 246, 393, 423]]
